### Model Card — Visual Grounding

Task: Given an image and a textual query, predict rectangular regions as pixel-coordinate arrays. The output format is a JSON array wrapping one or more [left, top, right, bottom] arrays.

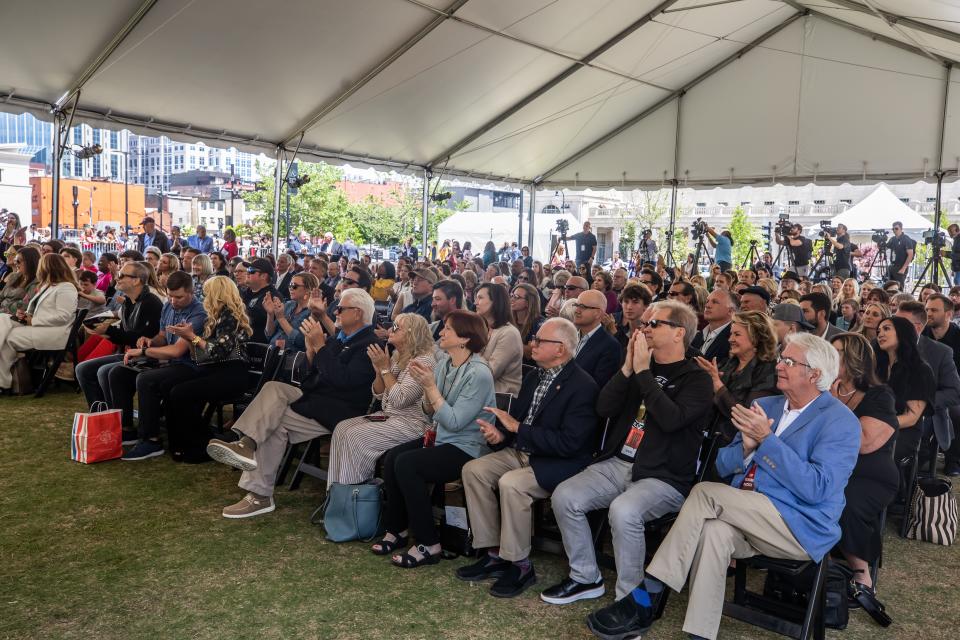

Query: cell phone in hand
[[364, 414, 389, 422]]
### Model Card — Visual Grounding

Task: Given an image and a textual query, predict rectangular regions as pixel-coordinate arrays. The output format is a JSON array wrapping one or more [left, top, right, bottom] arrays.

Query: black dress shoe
[[541, 576, 605, 605], [944, 462, 960, 477], [455, 555, 508, 581], [586, 592, 656, 640], [489, 563, 537, 598]]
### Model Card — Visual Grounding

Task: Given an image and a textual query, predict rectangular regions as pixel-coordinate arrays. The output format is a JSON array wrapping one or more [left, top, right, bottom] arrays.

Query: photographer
[[637, 229, 657, 267], [775, 223, 812, 277], [886, 221, 916, 288], [822, 223, 852, 278], [570, 221, 598, 268], [705, 225, 733, 272], [948, 224, 960, 286]]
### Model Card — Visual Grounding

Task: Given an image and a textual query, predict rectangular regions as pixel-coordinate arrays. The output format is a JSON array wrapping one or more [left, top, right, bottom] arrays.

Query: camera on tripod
[[775, 213, 793, 236], [871, 228, 889, 246], [555, 218, 569, 241], [923, 229, 946, 246], [818, 221, 837, 238], [691, 218, 708, 239]]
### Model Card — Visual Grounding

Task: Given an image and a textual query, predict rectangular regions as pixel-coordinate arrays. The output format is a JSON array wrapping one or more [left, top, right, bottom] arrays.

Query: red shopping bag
[[71, 402, 123, 463]]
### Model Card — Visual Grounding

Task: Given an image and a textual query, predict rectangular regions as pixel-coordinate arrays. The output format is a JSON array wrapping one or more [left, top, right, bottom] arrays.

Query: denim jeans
[[76, 354, 125, 409]]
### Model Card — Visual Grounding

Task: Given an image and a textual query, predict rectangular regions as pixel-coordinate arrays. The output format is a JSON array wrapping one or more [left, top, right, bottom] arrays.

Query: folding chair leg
[[799, 557, 828, 640], [34, 351, 65, 398], [276, 442, 299, 487], [288, 439, 321, 490]]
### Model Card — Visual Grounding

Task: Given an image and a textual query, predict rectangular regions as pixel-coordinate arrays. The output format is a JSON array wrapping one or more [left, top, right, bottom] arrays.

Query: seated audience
[[0, 254, 79, 390], [402, 268, 436, 321], [592, 271, 619, 313], [586, 333, 860, 640], [696, 310, 779, 443], [691, 288, 737, 364], [857, 301, 890, 342], [474, 283, 523, 396], [544, 301, 712, 605], [611, 284, 651, 352], [509, 282, 543, 364], [326, 313, 436, 486], [924, 294, 960, 475], [370, 260, 396, 303], [829, 333, 899, 600], [457, 318, 598, 597], [738, 286, 770, 314], [206, 288, 379, 517], [76, 270, 107, 317], [572, 289, 621, 388], [241, 258, 279, 344], [547, 274, 586, 318], [836, 298, 859, 331], [372, 310, 495, 567], [191, 253, 214, 303], [0, 246, 39, 316], [76, 261, 163, 408]]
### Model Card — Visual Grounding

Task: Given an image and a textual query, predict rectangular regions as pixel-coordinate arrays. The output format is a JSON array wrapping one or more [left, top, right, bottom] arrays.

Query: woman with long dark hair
[[0, 246, 40, 316], [873, 316, 934, 461], [474, 282, 523, 396]]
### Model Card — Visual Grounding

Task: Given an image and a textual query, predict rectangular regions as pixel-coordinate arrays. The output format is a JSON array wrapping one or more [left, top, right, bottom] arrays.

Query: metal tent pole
[[271, 147, 283, 257], [50, 112, 64, 240], [517, 189, 524, 248], [528, 184, 536, 252], [666, 95, 683, 269], [932, 63, 953, 287], [422, 169, 431, 257]]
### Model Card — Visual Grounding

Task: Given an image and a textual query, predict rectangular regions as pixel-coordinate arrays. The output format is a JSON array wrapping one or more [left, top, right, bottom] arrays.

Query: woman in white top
[[0, 253, 78, 389], [327, 313, 437, 486], [473, 282, 523, 396]]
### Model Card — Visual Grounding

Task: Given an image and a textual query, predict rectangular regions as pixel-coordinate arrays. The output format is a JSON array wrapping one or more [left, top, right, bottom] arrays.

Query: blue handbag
[[311, 479, 383, 542]]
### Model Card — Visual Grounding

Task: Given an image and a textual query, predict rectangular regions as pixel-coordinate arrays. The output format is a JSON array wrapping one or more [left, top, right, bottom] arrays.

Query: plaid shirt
[[523, 364, 565, 426]]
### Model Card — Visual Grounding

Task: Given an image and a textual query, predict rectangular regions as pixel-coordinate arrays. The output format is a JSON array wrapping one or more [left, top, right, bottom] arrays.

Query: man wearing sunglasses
[[457, 317, 598, 598], [241, 258, 279, 344], [310, 265, 372, 337], [572, 289, 621, 388], [402, 268, 437, 322], [544, 300, 712, 609]]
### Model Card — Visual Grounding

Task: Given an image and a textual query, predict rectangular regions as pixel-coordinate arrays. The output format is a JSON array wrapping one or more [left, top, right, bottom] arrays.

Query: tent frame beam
[[816, 0, 960, 47], [54, 0, 160, 110], [281, 0, 470, 146], [536, 10, 805, 184], [425, 0, 681, 168]]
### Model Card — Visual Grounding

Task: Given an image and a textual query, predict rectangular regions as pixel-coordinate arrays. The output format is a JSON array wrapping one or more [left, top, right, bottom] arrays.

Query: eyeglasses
[[646, 318, 681, 329], [510, 293, 527, 301], [388, 324, 402, 333], [667, 290, 684, 297], [777, 355, 812, 369], [289, 284, 304, 290], [572, 302, 603, 311], [517, 276, 529, 282], [563, 285, 583, 291], [342, 277, 360, 287], [116, 272, 137, 280], [334, 305, 359, 314], [531, 336, 564, 346]]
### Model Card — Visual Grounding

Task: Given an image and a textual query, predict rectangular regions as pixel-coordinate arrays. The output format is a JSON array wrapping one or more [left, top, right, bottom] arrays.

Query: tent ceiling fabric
[[1, 0, 959, 188]]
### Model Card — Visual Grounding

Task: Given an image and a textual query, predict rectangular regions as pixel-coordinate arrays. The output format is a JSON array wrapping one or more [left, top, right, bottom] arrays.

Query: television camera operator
[[774, 221, 813, 278], [820, 222, 852, 279], [887, 221, 916, 288], [948, 223, 960, 287]]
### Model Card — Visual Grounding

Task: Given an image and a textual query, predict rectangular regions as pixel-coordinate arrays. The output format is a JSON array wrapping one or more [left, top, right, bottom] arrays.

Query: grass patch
[[1, 389, 957, 639]]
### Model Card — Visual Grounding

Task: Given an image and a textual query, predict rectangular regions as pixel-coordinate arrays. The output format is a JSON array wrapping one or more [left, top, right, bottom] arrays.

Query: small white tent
[[438, 211, 579, 262], [831, 184, 933, 233]]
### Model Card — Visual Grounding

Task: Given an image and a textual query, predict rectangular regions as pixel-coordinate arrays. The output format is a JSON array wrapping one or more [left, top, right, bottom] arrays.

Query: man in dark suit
[[896, 301, 960, 467], [136, 216, 170, 254], [691, 288, 738, 365], [206, 288, 380, 519], [572, 289, 622, 388], [457, 317, 599, 598], [274, 251, 298, 300]]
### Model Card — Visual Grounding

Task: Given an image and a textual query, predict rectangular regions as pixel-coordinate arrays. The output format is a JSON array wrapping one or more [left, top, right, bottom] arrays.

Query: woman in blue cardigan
[[374, 309, 495, 568]]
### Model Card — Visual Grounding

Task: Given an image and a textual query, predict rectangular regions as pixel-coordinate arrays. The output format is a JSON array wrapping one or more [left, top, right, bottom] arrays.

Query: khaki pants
[[461, 448, 549, 562], [646, 482, 809, 640], [234, 381, 331, 497]]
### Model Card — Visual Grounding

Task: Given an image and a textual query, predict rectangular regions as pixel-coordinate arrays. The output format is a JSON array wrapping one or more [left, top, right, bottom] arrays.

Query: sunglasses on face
[[646, 318, 681, 329], [563, 285, 583, 291], [342, 277, 360, 287], [510, 293, 527, 301]]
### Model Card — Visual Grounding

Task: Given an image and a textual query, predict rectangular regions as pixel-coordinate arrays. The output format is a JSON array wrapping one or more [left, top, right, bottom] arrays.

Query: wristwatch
[[191, 335, 202, 346], [380, 369, 391, 377]]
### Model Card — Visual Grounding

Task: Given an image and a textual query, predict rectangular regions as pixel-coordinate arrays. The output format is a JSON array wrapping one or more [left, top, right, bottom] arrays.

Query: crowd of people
[[3, 213, 959, 640]]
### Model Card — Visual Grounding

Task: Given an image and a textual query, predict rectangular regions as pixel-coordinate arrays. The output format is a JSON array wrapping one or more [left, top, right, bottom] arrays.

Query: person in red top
[[221, 228, 239, 260]]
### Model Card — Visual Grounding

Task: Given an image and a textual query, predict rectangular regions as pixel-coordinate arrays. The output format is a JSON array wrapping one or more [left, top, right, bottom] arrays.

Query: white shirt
[[700, 321, 731, 353], [744, 396, 817, 467]]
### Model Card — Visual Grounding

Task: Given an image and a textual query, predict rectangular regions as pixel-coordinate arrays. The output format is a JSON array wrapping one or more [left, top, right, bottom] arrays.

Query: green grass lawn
[[1, 388, 958, 639]]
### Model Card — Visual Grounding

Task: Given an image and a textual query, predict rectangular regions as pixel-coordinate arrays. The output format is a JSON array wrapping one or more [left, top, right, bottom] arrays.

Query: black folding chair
[[275, 349, 330, 489], [30, 308, 88, 398], [201, 342, 282, 430]]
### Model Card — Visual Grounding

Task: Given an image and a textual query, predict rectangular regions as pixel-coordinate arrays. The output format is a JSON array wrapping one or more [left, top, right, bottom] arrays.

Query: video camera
[[555, 218, 569, 240], [871, 228, 889, 246], [923, 229, 946, 247], [775, 213, 793, 235], [818, 220, 837, 238], [690, 218, 708, 240]]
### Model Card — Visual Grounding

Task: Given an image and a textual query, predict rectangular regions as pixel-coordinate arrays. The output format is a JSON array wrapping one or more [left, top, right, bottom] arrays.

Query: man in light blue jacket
[[586, 332, 860, 640]]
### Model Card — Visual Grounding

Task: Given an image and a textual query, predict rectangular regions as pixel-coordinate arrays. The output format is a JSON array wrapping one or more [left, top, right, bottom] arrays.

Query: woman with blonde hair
[[191, 253, 214, 303], [140, 260, 167, 302], [0, 253, 78, 390], [125, 275, 252, 462], [695, 310, 779, 443], [327, 313, 437, 486], [857, 301, 890, 342]]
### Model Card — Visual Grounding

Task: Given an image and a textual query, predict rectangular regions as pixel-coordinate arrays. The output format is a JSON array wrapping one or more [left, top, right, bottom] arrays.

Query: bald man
[[573, 289, 622, 387]]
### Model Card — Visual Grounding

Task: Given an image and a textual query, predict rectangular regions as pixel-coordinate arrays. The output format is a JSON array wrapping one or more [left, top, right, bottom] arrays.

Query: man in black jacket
[[456, 317, 599, 598], [573, 289, 622, 387], [541, 300, 713, 605], [135, 216, 171, 255], [207, 288, 380, 519], [691, 288, 737, 365], [76, 260, 163, 411]]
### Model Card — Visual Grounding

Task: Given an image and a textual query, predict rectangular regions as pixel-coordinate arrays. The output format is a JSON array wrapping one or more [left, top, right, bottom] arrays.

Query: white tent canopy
[[830, 184, 934, 233], [438, 210, 579, 261], [3, 0, 960, 189]]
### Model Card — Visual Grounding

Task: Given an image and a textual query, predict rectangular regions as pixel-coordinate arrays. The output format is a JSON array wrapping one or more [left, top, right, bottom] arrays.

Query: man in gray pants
[[540, 300, 714, 605]]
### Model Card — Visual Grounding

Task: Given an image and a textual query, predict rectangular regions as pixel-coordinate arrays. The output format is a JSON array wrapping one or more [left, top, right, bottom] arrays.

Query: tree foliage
[[727, 206, 764, 269]]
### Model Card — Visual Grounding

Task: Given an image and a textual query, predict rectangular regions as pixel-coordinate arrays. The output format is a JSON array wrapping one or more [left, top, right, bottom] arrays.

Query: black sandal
[[371, 534, 407, 556], [392, 544, 441, 569]]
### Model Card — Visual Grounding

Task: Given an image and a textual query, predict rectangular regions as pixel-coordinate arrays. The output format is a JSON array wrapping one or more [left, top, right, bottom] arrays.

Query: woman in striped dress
[[326, 313, 436, 486]]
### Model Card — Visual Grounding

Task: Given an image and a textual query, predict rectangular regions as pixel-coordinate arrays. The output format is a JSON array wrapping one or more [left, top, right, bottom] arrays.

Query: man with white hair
[[456, 317, 599, 598], [543, 300, 713, 607], [587, 332, 860, 640], [207, 288, 380, 518]]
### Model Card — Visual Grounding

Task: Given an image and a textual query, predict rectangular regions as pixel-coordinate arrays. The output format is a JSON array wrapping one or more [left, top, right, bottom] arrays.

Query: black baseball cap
[[247, 258, 275, 279], [741, 286, 771, 304]]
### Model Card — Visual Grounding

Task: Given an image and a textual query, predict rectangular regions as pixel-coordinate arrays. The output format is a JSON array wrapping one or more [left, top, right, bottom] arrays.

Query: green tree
[[727, 206, 764, 269]]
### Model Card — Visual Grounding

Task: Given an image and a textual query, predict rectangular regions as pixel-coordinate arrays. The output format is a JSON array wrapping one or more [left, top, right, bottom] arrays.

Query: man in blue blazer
[[457, 317, 599, 599], [586, 332, 860, 640], [572, 289, 622, 388]]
